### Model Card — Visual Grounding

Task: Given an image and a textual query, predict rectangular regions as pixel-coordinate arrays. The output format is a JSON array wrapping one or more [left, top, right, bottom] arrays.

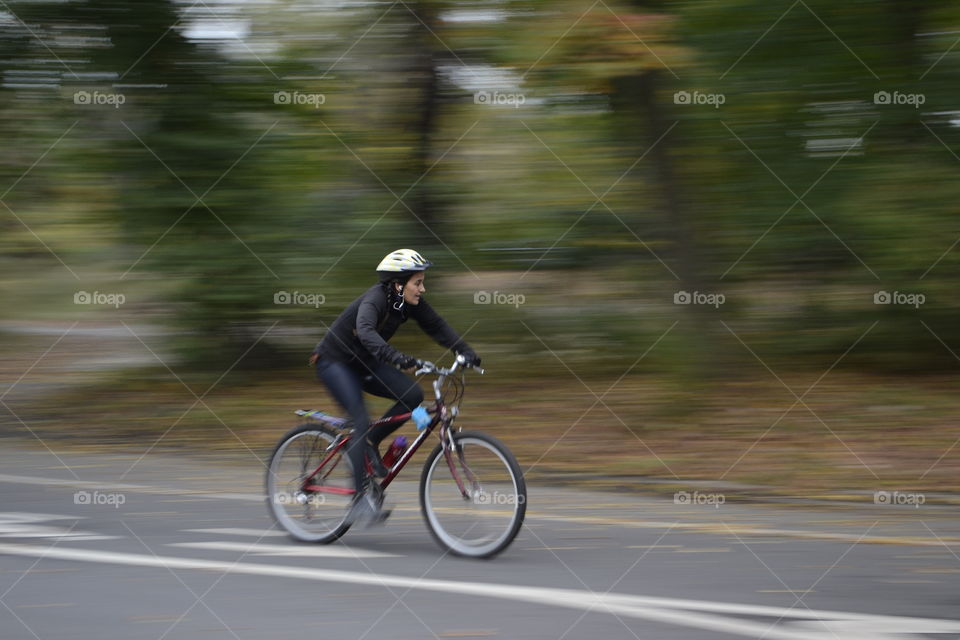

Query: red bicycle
[[265, 355, 526, 558]]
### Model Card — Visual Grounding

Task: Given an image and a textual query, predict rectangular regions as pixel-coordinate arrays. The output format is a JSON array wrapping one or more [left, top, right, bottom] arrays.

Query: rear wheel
[[420, 430, 526, 558], [266, 423, 355, 543]]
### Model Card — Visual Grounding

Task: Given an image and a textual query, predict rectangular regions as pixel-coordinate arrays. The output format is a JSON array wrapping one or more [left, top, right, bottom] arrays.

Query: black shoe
[[367, 440, 389, 478], [369, 506, 392, 526], [344, 488, 391, 529]]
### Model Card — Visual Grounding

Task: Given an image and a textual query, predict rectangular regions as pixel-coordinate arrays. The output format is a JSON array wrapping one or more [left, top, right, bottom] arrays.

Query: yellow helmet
[[376, 249, 432, 281]]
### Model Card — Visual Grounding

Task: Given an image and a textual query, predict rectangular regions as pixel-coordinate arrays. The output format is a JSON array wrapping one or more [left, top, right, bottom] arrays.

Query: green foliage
[[2, 0, 959, 375]]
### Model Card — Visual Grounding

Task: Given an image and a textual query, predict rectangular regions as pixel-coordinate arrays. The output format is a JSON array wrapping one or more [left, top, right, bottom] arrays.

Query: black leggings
[[315, 358, 424, 492]]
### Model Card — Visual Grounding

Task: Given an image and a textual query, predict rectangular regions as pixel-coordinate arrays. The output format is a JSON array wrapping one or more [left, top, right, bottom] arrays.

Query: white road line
[[0, 473, 152, 491], [0, 473, 260, 501], [0, 513, 117, 542], [169, 541, 397, 558], [0, 542, 956, 639]]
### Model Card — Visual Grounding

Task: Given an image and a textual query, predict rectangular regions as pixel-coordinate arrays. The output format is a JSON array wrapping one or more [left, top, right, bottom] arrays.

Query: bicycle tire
[[266, 422, 354, 543], [419, 430, 526, 558]]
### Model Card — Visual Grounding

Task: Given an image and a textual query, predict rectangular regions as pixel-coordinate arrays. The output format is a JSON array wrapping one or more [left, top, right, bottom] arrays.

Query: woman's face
[[399, 273, 425, 306]]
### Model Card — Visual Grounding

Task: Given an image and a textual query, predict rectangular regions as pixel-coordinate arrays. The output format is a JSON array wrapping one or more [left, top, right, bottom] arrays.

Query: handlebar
[[415, 353, 484, 377]]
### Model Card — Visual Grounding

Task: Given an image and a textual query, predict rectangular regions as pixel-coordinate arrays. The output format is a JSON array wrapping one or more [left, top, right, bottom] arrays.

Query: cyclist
[[309, 248, 480, 526]]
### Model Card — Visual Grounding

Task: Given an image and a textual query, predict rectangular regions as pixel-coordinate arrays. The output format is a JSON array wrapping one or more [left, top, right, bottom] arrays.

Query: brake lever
[[415, 361, 436, 376]]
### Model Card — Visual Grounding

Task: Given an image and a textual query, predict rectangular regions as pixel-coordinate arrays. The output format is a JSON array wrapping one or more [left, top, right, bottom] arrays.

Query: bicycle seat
[[295, 409, 348, 428]]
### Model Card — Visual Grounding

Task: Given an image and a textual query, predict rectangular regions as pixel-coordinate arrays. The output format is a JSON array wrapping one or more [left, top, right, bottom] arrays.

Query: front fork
[[439, 418, 481, 501]]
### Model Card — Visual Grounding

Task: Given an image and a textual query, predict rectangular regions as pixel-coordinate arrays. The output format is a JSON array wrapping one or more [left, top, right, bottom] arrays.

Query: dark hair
[[378, 270, 418, 285]]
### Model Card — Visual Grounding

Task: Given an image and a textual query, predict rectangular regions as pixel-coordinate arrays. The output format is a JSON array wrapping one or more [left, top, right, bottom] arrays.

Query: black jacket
[[314, 284, 472, 370]]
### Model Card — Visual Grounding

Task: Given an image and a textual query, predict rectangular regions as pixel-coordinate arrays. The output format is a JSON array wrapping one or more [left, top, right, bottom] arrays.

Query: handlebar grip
[[455, 353, 483, 371]]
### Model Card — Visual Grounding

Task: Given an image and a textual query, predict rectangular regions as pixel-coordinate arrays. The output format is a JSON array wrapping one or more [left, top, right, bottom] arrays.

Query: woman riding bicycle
[[308, 248, 480, 525]]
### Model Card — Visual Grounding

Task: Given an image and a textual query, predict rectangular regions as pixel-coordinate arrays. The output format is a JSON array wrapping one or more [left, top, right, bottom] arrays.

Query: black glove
[[396, 354, 419, 370], [459, 350, 481, 367]]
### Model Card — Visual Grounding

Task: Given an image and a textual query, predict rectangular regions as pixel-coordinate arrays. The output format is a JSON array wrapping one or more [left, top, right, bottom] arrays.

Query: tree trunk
[[407, 3, 442, 238], [612, 69, 718, 381]]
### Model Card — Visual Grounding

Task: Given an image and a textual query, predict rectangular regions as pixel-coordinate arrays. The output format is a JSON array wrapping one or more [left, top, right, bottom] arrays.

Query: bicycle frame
[[300, 359, 478, 498]]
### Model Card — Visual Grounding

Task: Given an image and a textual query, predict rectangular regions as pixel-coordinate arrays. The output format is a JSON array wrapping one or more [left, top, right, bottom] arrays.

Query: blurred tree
[[3, 0, 290, 370], [3, 0, 960, 378], [678, 0, 960, 370]]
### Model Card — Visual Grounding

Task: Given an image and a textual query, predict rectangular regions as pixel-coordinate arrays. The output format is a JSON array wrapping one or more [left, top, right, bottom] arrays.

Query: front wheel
[[420, 430, 526, 558]]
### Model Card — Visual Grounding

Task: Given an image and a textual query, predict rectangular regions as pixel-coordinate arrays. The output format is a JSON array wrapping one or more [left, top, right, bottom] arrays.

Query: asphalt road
[[1, 442, 959, 639]]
